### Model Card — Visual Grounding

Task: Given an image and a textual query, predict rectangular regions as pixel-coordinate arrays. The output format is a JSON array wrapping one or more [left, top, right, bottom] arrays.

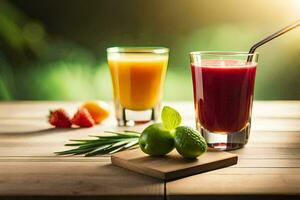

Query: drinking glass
[[107, 47, 169, 126], [190, 51, 259, 150]]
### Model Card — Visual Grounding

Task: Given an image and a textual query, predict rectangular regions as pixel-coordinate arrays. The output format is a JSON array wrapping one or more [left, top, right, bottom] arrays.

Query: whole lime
[[139, 123, 175, 156], [175, 126, 207, 159]]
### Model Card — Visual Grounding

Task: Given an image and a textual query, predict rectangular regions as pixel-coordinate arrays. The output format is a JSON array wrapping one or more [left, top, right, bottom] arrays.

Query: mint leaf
[[161, 106, 182, 130]]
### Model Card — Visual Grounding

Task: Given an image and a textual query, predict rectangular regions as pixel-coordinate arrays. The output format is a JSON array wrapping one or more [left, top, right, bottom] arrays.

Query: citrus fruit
[[81, 101, 110, 124], [139, 123, 175, 156], [174, 126, 207, 159]]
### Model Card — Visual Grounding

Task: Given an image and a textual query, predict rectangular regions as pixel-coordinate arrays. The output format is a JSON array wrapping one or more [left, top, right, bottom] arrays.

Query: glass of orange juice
[[107, 47, 169, 126]]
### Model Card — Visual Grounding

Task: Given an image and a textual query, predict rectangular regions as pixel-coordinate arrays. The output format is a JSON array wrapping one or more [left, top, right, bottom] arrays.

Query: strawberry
[[49, 109, 72, 128], [71, 108, 95, 127]]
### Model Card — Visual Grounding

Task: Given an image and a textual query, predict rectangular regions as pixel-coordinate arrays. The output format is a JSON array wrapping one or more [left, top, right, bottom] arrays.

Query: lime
[[139, 123, 175, 156], [175, 126, 207, 159]]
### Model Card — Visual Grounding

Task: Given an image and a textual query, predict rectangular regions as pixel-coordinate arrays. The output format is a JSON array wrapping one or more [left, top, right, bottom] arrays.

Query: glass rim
[[189, 51, 259, 56], [107, 47, 169, 54]]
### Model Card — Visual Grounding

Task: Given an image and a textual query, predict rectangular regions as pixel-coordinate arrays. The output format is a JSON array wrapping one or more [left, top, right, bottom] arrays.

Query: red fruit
[[71, 108, 95, 127], [49, 109, 72, 128]]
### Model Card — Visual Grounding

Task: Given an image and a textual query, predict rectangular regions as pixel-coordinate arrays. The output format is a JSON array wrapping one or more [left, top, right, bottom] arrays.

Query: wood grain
[[0, 101, 299, 199], [166, 174, 300, 200], [1, 130, 299, 157], [0, 102, 159, 199], [0, 162, 164, 199], [111, 149, 237, 180]]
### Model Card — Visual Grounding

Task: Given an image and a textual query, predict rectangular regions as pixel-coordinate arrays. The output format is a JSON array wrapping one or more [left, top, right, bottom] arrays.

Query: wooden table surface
[[0, 101, 299, 200]]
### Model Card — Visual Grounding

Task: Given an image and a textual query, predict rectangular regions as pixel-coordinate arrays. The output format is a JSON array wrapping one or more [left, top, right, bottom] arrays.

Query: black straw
[[247, 19, 300, 62]]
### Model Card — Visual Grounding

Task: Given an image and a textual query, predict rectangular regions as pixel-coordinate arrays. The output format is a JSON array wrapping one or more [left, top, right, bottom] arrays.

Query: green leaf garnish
[[56, 107, 183, 157], [55, 131, 140, 156], [161, 106, 182, 130]]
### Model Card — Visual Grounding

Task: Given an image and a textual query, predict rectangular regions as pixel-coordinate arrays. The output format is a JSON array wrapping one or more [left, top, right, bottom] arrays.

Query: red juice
[[191, 60, 257, 133]]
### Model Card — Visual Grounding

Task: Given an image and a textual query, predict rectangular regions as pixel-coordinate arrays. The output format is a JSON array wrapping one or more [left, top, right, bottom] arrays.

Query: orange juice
[[108, 53, 168, 110]]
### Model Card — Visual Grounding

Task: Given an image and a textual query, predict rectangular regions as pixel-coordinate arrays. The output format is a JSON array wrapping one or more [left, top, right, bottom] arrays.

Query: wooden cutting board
[[111, 148, 238, 180]]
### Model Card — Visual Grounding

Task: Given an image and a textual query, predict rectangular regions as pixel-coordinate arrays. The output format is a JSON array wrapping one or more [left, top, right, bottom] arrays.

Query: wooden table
[[0, 101, 299, 200]]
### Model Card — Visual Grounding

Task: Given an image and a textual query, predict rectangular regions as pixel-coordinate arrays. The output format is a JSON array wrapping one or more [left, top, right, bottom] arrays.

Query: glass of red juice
[[190, 52, 259, 150]]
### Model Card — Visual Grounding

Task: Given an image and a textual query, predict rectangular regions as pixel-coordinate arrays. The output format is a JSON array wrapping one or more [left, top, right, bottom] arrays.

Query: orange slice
[[81, 101, 110, 124]]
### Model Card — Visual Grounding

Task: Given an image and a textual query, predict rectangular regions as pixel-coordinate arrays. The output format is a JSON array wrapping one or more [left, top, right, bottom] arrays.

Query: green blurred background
[[0, 0, 299, 101]]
